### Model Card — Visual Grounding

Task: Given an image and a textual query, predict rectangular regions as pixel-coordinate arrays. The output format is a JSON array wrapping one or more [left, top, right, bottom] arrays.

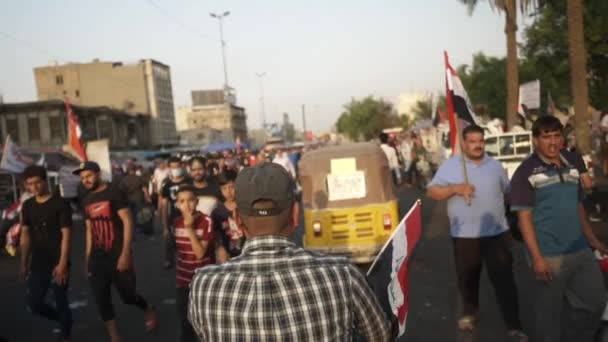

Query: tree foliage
[[456, 0, 608, 119], [522, 0, 608, 110], [455, 53, 536, 119], [411, 98, 433, 121], [336, 96, 402, 141]]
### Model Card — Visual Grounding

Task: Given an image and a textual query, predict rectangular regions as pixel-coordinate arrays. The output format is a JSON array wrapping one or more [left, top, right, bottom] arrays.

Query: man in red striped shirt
[[173, 185, 215, 342]]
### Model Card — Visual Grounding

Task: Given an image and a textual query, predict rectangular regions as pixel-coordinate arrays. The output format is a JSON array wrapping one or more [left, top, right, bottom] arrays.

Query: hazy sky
[[0, 0, 530, 132]]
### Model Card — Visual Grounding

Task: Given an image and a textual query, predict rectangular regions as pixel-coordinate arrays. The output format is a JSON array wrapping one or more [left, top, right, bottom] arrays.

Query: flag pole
[[444, 51, 470, 205], [454, 117, 471, 205]]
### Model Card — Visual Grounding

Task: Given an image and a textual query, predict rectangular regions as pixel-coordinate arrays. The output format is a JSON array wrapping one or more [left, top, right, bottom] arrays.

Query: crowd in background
[[379, 131, 434, 188]]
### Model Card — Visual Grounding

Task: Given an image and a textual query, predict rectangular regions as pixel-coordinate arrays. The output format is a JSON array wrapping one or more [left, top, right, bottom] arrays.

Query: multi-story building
[[0, 100, 152, 150], [176, 103, 247, 142], [34, 59, 177, 147], [175, 89, 247, 143]]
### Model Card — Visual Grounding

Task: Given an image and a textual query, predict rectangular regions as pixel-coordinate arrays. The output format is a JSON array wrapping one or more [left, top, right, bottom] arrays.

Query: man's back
[[118, 174, 144, 203], [188, 236, 392, 342]]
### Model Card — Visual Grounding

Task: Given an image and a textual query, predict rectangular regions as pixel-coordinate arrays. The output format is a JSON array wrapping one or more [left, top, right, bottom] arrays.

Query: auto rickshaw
[[299, 143, 399, 264]]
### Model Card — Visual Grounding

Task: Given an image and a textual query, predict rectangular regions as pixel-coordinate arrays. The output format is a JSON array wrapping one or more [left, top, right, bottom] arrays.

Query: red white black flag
[[444, 51, 478, 155], [367, 200, 422, 338], [65, 98, 87, 161]]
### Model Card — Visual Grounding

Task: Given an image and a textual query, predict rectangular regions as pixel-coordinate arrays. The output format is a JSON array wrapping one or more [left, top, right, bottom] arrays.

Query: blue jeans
[[26, 269, 73, 339]]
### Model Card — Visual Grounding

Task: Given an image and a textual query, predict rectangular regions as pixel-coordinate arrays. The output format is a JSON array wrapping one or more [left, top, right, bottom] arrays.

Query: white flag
[[0, 135, 32, 173]]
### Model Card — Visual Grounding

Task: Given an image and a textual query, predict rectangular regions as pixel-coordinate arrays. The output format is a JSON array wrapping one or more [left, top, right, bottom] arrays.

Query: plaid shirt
[[188, 236, 392, 341]]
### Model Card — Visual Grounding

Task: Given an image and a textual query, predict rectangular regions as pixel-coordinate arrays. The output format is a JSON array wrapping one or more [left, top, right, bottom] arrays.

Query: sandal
[[458, 315, 476, 331], [508, 330, 529, 342]]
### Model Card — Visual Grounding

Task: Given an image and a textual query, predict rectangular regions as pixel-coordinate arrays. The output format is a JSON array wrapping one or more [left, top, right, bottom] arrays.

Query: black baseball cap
[[235, 162, 295, 217], [72, 161, 101, 175]]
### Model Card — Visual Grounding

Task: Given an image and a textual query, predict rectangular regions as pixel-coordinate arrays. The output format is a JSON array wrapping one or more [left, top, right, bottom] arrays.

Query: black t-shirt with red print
[[82, 184, 128, 260]]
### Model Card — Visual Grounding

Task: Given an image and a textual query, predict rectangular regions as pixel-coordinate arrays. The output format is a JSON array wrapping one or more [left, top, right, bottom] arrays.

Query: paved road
[[0, 186, 605, 341]]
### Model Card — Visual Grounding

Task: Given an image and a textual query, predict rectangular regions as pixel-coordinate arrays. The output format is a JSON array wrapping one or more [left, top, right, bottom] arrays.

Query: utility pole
[[210, 11, 231, 91], [256, 72, 267, 130], [301, 104, 307, 139]]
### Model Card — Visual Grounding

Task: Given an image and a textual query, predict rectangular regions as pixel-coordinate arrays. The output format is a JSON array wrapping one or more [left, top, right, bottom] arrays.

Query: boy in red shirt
[[173, 185, 215, 342]]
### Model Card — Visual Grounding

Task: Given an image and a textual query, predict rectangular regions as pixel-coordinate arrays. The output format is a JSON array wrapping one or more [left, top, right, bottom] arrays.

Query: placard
[[327, 171, 366, 201], [330, 158, 356, 175]]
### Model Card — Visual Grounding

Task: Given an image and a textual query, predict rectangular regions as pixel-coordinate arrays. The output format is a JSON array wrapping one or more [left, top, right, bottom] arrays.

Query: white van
[[485, 131, 533, 179]]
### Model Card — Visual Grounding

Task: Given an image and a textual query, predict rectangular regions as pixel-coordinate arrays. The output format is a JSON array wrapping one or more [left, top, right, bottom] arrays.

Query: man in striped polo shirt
[[173, 185, 215, 342], [511, 116, 608, 342]]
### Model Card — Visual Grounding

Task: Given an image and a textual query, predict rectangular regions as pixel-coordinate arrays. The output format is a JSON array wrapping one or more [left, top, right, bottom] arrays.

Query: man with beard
[[160, 156, 191, 269], [427, 125, 527, 341], [74, 161, 157, 342], [188, 156, 223, 217]]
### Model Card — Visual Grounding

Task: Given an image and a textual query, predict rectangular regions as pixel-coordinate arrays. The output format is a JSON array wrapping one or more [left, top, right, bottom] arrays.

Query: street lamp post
[[255, 72, 267, 130], [210, 11, 231, 91]]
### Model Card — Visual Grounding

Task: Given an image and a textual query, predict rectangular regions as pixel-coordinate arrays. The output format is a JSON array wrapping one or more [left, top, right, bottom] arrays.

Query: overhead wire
[[0, 30, 149, 91], [144, 0, 218, 42]]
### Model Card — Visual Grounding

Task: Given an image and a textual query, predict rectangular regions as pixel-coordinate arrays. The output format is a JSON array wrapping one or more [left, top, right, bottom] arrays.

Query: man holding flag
[[426, 125, 528, 341]]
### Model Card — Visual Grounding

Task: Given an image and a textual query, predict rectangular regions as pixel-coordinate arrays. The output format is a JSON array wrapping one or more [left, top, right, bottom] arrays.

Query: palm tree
[[566, 0, 590, 154], [460, 0, 536, 129]]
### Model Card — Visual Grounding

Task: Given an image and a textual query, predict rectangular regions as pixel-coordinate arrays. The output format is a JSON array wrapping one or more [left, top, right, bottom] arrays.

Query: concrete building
[[34, 59, 177, 147], [191, 89, 236, 106], [397, 91, 432, 120], [176, 103, 247, 143], [0, 100, 152, 150]]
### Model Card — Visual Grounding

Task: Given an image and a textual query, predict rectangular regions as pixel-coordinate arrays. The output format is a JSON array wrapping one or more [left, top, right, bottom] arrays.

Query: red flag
[[65, 98, 87, 161], [366, 200, 422, 337]]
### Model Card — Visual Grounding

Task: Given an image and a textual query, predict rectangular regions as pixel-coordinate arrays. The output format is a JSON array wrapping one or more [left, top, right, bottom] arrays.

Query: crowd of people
[[379, 131, 433, 188], [15, 144, 395, 342], [11, 114, 608, 342]]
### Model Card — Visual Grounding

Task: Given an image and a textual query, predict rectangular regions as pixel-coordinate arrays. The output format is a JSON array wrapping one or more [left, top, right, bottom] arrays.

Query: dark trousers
[[176, 287, 197, 342], [166, 226, 176, 265], [129, 202, 142, 234], [26, 269, 73, 339], [452, 231, 522, 330], [88, 258, 149, 321]]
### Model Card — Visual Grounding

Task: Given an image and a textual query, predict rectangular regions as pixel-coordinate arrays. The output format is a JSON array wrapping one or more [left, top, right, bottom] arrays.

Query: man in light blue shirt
[[427, 125, 527, 341]]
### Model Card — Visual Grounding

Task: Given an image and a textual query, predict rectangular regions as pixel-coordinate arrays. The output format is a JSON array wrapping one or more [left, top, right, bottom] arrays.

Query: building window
[[49, 115, 63, 140], [28, 117, 41, 141], [75, 90, 80, 98], [97, 117, 113, 140], [55, 75, 64, 85], [6, 117, 19, 142]]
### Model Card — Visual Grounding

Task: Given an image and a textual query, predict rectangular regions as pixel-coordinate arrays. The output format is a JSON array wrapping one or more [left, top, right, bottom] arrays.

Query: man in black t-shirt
[[160, 156, 191, 269], [188, 156, 223, 216], [74, 161, 158, 342], [19, 165, 73, 342], [118, 164, 151, 234]]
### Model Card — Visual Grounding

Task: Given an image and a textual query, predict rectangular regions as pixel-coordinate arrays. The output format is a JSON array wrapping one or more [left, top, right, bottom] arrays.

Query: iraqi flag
[[367, 200, 422, 338], [444, 51, 478, 155], [64, 98, 87, 161]]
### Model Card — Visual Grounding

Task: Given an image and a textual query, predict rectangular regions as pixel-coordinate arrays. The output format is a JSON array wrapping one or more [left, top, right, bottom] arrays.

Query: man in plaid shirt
[[188, 163, 393, 341]]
